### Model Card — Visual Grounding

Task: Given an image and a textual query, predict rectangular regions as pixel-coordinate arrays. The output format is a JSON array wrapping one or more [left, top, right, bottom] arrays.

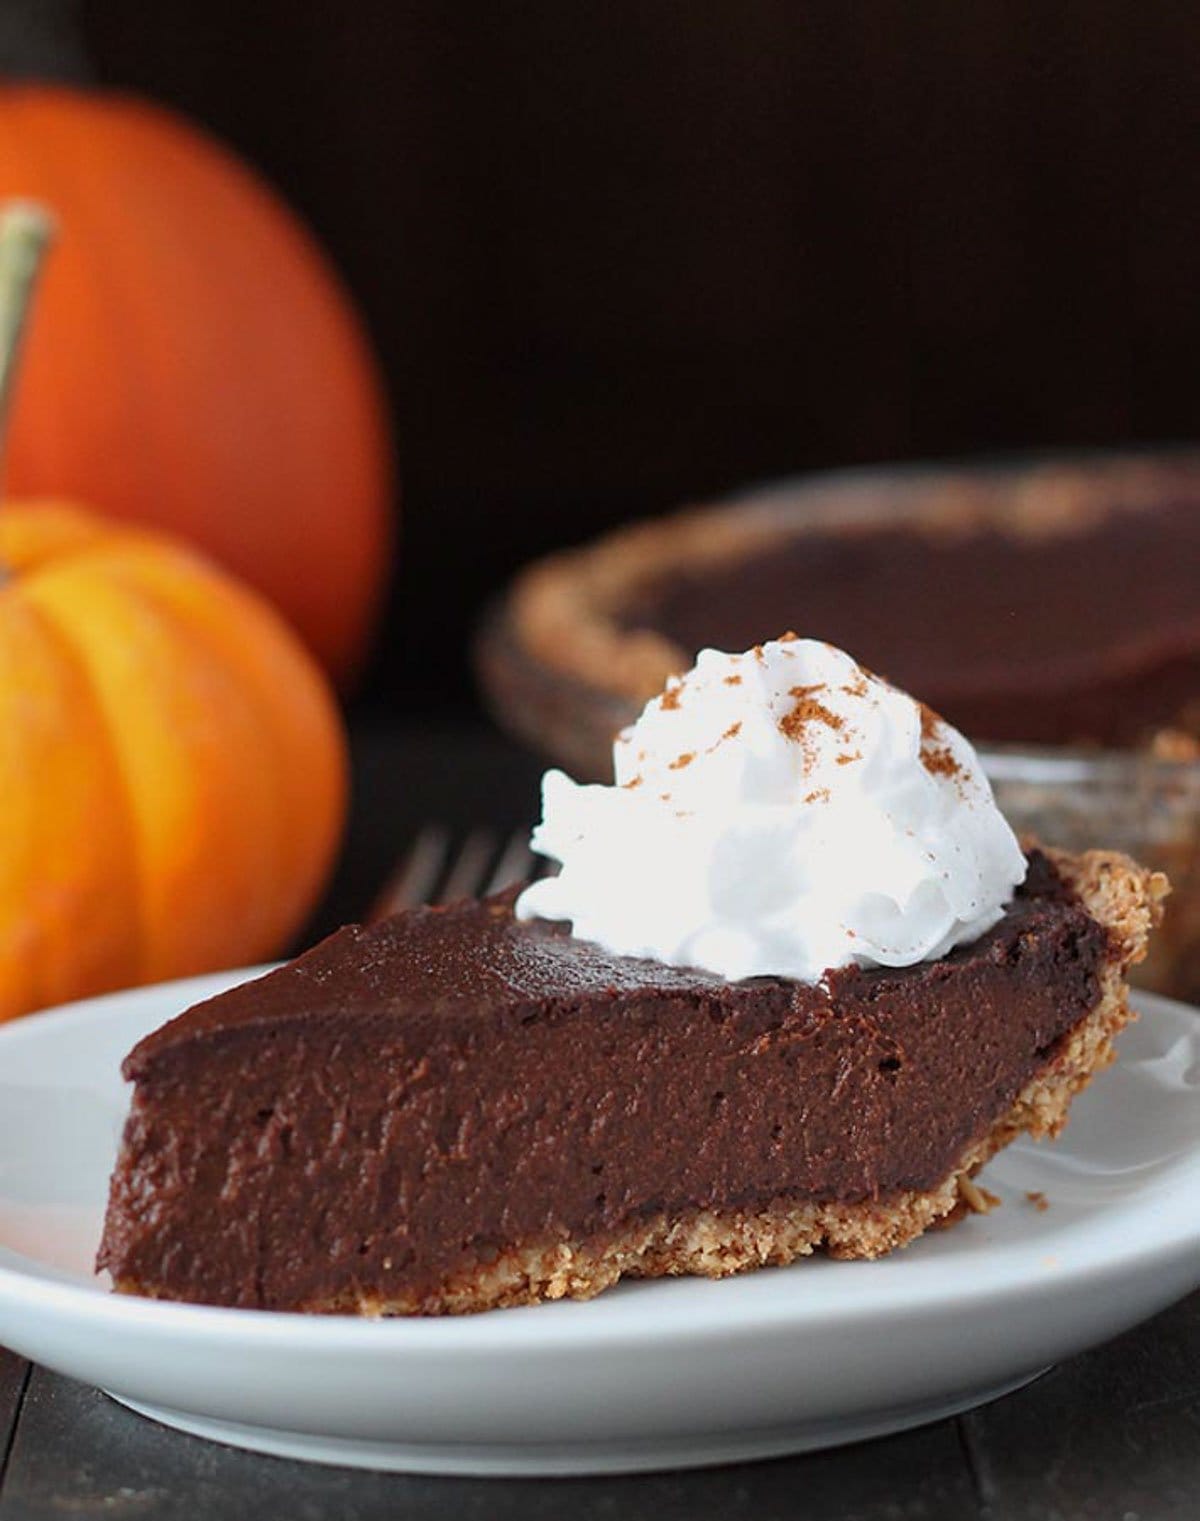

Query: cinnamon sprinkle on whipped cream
[[517, 637, 1026, 983]]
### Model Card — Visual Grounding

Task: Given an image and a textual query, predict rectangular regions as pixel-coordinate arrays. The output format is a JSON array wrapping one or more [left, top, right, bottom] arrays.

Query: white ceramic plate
[[0, 975, 1197, 1477]]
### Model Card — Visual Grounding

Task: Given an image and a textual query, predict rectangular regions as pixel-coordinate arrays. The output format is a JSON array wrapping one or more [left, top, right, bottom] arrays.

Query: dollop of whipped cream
[[516, 635, 1026, 983]]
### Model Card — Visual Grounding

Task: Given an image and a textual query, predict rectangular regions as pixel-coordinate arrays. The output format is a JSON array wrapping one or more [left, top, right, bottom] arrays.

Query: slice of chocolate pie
[[99, 848, 1161, 1314], [99, 638, 1167, 1315]]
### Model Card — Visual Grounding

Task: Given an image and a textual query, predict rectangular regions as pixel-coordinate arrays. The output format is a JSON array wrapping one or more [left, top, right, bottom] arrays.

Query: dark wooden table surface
[[2, 720, 1197, 1521]]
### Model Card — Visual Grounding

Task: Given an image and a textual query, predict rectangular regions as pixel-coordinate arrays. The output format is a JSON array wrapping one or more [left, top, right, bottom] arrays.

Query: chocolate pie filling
[[98, 852, 1106, 1312]]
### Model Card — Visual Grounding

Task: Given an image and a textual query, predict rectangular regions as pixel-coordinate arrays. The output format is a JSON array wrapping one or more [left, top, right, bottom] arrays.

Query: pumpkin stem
[[0, 200, 55, 494]]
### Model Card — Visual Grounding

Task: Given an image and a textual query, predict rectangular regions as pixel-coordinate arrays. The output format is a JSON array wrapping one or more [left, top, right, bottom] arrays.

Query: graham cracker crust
[[113, 849, 1167, 1317]]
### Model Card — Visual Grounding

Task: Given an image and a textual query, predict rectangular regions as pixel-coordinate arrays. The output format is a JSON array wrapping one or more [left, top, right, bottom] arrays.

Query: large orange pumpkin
[[0, 85, 393, 685], [0, 501, 348, 1022]]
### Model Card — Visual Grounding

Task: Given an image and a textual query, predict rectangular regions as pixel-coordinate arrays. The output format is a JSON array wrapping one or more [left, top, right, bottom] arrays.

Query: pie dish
[[98, 846, 1164, 1315], [478, 452, 1200, 780]]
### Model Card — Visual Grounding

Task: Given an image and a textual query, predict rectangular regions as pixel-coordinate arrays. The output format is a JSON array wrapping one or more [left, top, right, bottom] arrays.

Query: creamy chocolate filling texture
[[99, 852, 1112, 1313]]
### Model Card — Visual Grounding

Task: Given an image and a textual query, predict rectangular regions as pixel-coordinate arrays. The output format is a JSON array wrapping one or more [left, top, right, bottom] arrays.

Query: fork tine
[[486, 829, 536, 894], [437, 829, 497, 904], [371, 823, 449, 920]]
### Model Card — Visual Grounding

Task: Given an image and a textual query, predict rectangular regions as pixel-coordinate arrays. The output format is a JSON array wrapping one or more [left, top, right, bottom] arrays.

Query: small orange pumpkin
[[0, 501, 348, 1021], [0, 85, 393, 685]]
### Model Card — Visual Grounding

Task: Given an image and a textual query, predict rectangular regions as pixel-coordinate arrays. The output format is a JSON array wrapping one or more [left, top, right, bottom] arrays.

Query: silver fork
[[371, 826, 540, 919]]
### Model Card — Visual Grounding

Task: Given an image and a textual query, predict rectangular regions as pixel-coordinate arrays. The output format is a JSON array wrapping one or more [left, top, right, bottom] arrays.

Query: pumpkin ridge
[[24, 554, 268, 980], [21, 559, 160, 977], [0, 591, 140, 1015], [92, 541, 327, 959]]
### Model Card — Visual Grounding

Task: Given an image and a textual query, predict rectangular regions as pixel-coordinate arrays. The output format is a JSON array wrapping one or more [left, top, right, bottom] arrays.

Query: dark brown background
[[13, 2, 1200, 708]]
